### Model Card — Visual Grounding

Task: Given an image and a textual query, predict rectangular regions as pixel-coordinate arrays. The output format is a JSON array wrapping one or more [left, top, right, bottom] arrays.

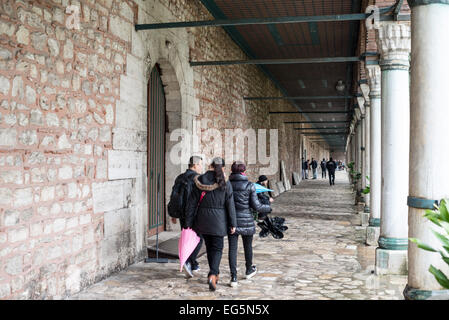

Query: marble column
[[361, 113, 367, 197], [352, 128, 357, 187], [404, 0, 449, 300], [364, 100, 371, 211], [356, 119, 363, 194], [375, 22, 411, 275], [366, 65, 381, 246]]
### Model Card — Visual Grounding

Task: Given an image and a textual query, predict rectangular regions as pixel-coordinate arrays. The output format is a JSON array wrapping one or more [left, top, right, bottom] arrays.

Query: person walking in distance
[[302, 158, 308, 180], [184, 157, 237, 291], [311, 158, 318, 179], [168, 156, 203, 278], [227, 162, 272, 287], [307, 159, 311, 178], [320, 158, 327, 179], [326, 157, 337, 186]]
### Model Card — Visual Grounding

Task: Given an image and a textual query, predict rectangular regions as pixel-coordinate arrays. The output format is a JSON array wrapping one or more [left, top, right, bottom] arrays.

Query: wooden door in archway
[[148, 65, 166, 236]]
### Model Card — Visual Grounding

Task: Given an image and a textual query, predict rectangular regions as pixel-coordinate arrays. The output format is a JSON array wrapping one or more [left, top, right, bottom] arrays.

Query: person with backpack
[[311, 158, 318, 179], [168, 155, 203, 277], [184, 157, 237, 291], [227, 162, 272, 287], [320, 158, 327, 179], [326, 157, 337, 186]]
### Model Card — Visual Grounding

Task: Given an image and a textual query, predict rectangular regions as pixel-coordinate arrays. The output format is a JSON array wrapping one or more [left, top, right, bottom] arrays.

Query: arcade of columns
[[346, 0, 449, 299]]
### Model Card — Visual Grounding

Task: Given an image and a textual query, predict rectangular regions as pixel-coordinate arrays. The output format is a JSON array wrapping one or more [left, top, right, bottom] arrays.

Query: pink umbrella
[[178, 228, 200, 272]]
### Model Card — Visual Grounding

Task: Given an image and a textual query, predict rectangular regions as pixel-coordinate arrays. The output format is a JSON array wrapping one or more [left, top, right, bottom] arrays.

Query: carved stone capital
[[375, 23, 411, 70], [366, 65, 381, 99]]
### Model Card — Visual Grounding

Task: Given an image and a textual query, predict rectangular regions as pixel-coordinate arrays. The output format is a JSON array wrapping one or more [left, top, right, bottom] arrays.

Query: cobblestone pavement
[[70, 171, 407, 300]]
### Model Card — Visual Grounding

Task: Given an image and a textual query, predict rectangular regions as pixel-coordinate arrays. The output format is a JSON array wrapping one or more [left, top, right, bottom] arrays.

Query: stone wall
[[0, 0, 330, 299]]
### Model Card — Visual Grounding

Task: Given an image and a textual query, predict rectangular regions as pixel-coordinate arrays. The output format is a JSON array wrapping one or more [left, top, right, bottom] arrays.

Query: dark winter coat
[[320, 161, 326, 170], [302, 161, 308, 170], [311, 160, 318, 169], [257, 192, 271, 206], [185, 170, 237, 237], [229, 173, 271, 236], [326, 160, 337, 173], [172, 169, 198, 228]]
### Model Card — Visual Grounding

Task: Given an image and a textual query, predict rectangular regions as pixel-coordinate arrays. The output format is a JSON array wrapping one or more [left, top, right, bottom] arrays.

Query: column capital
[[366, 65, 381, 99], [376, 23, 411, 71], [407, 0, 449, 7]]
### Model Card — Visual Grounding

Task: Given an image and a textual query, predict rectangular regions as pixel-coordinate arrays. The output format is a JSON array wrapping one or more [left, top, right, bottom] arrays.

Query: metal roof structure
[[136, 0, 408, 151]]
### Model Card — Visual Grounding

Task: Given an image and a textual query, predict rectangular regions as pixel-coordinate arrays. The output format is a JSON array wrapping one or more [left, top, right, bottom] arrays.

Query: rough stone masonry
[[0, 0, 330, 299]]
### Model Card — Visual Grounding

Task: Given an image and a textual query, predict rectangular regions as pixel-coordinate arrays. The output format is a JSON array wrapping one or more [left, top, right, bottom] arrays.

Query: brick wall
[[0, 0, 330, 299]]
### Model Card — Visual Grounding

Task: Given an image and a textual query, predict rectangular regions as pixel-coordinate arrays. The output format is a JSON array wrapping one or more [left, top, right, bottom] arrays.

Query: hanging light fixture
[[335, 79, 345, 93]]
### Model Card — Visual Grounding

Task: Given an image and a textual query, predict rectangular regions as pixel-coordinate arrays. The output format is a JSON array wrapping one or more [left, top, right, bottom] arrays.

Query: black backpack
[[167, 174, 193, 218]]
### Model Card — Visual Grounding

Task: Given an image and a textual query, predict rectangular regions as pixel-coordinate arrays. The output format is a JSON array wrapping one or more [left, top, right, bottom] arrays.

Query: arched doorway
[[148, 65, 167, 236]]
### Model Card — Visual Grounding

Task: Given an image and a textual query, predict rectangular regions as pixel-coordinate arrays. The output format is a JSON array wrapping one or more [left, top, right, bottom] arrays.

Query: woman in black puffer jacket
[[227, 161, 271, 287], [185, 157, 237, 291]]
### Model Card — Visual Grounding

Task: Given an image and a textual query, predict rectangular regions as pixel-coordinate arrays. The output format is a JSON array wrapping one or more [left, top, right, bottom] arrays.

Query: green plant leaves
[[409, 238, 438, 252], [414, 199, 449, 289], [439, 200, 449, 223], [432, 230, 449, 248], [442, 256, 449, 265], [429, 265, 449, 289], [362, 186, 370, 194]]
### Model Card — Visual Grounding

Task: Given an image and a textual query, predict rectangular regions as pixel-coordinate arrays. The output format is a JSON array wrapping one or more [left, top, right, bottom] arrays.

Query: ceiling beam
[[285, 121, 350, 124], [302, 133, 348, 136], [293, 127, 349, 131], [309, 140, 344, 141], [135, 13, 370, 31], [393, 0, 405, 20], [190, 56, 362, 66], [270, 111, 349, 114], [135, 12, 409, 31], [244, 95, 356, 101]]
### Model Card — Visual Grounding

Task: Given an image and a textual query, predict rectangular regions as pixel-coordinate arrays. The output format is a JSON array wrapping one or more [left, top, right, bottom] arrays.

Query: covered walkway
[[70, 171, 406, 300]]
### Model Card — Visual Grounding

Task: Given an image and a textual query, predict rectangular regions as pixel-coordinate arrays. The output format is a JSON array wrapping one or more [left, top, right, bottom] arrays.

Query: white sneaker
[[230, 275, 238, 287], [183, 262, 194, 278], [245, 266, 257, 279]]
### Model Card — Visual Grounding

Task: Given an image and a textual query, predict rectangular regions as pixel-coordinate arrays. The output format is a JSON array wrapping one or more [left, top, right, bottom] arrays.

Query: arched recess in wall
[[147, 59, 182, 237]]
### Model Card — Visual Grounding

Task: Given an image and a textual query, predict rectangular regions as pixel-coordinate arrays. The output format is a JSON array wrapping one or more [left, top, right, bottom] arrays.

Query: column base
[[369, 218, 380, 227], [375, 248, 408, 275], [366, 226, 380, 246], [360, 212, 369, 226], [364, 205, 370, 213], [403, 284, 449, 300]]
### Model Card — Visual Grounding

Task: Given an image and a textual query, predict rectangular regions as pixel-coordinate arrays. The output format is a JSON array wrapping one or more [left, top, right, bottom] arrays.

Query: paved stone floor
[[70, 171, 407, 300]]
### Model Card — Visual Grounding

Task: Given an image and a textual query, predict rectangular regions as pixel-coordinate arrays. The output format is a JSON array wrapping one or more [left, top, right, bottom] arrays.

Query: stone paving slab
[[69, 171, 407, 300]]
